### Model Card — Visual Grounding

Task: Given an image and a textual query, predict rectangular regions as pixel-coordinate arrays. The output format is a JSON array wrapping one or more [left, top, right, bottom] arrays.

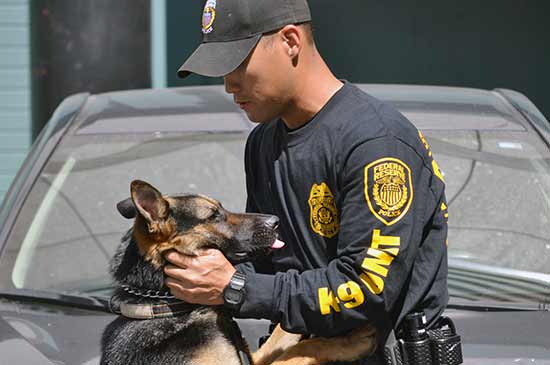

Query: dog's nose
[[265, 216, 279, 229]]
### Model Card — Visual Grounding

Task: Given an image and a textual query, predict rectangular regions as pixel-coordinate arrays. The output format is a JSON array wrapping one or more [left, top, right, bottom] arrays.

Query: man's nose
[[224, 71, 240, 94]]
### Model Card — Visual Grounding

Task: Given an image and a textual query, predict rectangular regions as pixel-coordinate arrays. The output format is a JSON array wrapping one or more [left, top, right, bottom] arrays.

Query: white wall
[[0, 0, 31, 203]]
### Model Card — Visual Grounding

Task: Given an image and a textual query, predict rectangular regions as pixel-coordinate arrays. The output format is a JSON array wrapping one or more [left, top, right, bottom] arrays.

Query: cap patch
[[202, 0, 217, 34], [364, 157, 413, 226]]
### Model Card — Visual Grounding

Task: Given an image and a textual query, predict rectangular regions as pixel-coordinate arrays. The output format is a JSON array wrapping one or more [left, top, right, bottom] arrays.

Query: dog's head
[[117, 180, 283, 268]]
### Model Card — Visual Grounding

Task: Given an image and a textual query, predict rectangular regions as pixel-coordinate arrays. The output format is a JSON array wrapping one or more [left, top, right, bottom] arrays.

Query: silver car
[[0, 84, 549, 364]]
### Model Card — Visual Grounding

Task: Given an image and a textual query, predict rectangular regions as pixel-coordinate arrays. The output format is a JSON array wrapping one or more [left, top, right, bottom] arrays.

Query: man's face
[[223, 33, 295, 123]]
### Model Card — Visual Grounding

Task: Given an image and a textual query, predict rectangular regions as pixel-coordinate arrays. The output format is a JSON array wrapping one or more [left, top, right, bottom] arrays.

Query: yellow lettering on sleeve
[[371, 229, 400, 248], [359, 272, 385, 295], [360, 230, 401, 295], [362, 249, 393, 277], [318, 287, 341, 315], [338, 281, 365, 309]]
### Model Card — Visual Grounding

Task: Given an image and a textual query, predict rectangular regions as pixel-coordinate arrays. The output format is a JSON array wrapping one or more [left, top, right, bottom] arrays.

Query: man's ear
[[280, 24, 302, 59], [130, 180, 169, 224]]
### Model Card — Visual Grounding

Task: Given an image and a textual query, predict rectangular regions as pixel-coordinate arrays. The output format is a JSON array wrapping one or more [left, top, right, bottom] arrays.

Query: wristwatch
[[223, 271, 247, 312]]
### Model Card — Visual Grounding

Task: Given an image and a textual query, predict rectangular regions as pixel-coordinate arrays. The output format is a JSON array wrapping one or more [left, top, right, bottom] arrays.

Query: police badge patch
[[202, 0, 217, 34], [364, 158, 413, 226], [308, 182, 339, 238]]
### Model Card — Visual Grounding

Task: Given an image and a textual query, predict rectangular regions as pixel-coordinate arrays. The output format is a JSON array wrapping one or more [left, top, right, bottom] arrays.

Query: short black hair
[[298, 21, 314, 45]]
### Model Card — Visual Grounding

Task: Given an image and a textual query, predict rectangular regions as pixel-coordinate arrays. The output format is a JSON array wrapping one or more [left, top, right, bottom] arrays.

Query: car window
[[429, 130, 550, 272], [0, 132, 249, 293], [427, 129, 550, 303], [1, 125, 549, 304]]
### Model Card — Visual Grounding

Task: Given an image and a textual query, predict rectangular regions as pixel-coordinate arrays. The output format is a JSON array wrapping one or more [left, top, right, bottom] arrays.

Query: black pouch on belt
[[428, 316, 463, 365], [383, 312, 463, 365]]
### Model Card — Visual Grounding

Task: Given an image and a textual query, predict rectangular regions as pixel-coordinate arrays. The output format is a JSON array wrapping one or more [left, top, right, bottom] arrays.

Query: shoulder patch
[[364, 158, 413, 226], [308, 182, 340, 238]]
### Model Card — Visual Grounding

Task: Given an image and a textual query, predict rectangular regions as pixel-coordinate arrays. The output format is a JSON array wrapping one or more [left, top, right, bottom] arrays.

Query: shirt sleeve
[[238, 135, 447, 336]]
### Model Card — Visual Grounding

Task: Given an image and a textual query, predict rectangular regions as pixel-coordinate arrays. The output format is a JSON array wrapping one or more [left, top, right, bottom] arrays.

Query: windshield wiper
[[0, 288, 110, 313], [448, 258, 550, 304]]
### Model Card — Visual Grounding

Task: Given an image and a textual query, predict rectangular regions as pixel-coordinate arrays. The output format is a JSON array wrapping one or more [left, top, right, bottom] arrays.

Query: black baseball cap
[[177, 0, 311, 78]]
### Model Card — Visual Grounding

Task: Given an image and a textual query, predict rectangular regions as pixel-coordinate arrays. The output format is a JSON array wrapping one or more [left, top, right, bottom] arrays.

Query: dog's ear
[[130, 180, 169, 224], [116, 198, 137, 219]]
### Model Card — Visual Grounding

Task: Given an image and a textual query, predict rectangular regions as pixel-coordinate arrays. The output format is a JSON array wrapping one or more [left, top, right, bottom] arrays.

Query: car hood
[[0, 314, 56, 364], [0, 298, 115, 364], [446, 308, 550, 364], [1, 298, 550, 364]]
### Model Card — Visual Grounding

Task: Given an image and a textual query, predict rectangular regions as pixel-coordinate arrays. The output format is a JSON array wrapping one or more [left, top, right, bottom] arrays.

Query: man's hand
[[164, 249, 236, 305]]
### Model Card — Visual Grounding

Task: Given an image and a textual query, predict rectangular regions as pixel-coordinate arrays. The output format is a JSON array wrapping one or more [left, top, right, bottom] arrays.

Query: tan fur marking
[[133, 215, 177, 268], [252, 324, 303, 365], [196, 194, 220, 206], [166, 233, 203, 255], [178, 225, 221, 248], [192, 335, 241, 365], [192, 195, 221, 220], [226, 213, 244, 226], [164, 197, 177, 207], [253, 324, 376, 365], [136, 221, 231, 268], [196, 206, 214, 220]]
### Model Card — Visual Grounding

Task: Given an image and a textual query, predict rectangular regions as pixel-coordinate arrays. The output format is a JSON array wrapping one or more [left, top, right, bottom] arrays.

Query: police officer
[[164, 0, 449, 363]]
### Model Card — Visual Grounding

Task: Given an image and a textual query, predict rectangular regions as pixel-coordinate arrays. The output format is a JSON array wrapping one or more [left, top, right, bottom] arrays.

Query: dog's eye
[[210, 209, 223, 221]]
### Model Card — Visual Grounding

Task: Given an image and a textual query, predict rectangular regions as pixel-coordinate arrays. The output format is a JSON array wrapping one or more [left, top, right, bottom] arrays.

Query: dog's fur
[[100, 180, 376, 365]]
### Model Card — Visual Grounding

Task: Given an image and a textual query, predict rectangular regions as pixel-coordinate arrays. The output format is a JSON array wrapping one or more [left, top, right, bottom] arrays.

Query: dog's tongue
[[271, 239, 285, 249]]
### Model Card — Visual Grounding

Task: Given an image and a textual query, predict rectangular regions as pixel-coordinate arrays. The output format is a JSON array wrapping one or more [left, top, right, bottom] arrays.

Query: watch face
[[225, 289, 243, 304], [224, 272, 246, 309]]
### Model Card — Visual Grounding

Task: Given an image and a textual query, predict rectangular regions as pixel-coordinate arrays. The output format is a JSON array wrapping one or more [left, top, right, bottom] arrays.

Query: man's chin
[[246, 114, 273, 124], [245, 110, 279, 124]]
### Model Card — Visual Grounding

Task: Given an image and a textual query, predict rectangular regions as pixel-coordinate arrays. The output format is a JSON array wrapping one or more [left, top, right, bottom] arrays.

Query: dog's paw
[[265, 324, 304, 352]]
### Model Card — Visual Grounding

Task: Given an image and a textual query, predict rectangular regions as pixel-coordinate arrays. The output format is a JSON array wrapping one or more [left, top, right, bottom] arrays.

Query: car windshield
[[1, 115, 550, 305], [0, 131, 249, 295]]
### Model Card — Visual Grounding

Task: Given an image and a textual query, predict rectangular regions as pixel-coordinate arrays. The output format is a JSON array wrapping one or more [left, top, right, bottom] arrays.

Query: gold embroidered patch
[[364, 158, 413, 226], [308, 182, 339, 238]]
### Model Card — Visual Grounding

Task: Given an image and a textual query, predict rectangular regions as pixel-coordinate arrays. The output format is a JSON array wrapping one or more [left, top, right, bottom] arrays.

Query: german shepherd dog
[[101, 180, 376, 365]]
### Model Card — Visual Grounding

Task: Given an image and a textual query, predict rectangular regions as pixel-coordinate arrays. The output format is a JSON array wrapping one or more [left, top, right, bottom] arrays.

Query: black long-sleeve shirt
[[237, 82, 448, 350]]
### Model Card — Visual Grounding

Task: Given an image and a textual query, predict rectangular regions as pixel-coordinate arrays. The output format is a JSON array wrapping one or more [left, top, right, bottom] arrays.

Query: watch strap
[[223, 271, 247, 312]]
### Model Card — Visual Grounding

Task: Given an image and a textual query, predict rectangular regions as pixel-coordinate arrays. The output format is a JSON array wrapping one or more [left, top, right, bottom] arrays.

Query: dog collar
[[120, 301, 198, 319], [121, 284, 175, 299]]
